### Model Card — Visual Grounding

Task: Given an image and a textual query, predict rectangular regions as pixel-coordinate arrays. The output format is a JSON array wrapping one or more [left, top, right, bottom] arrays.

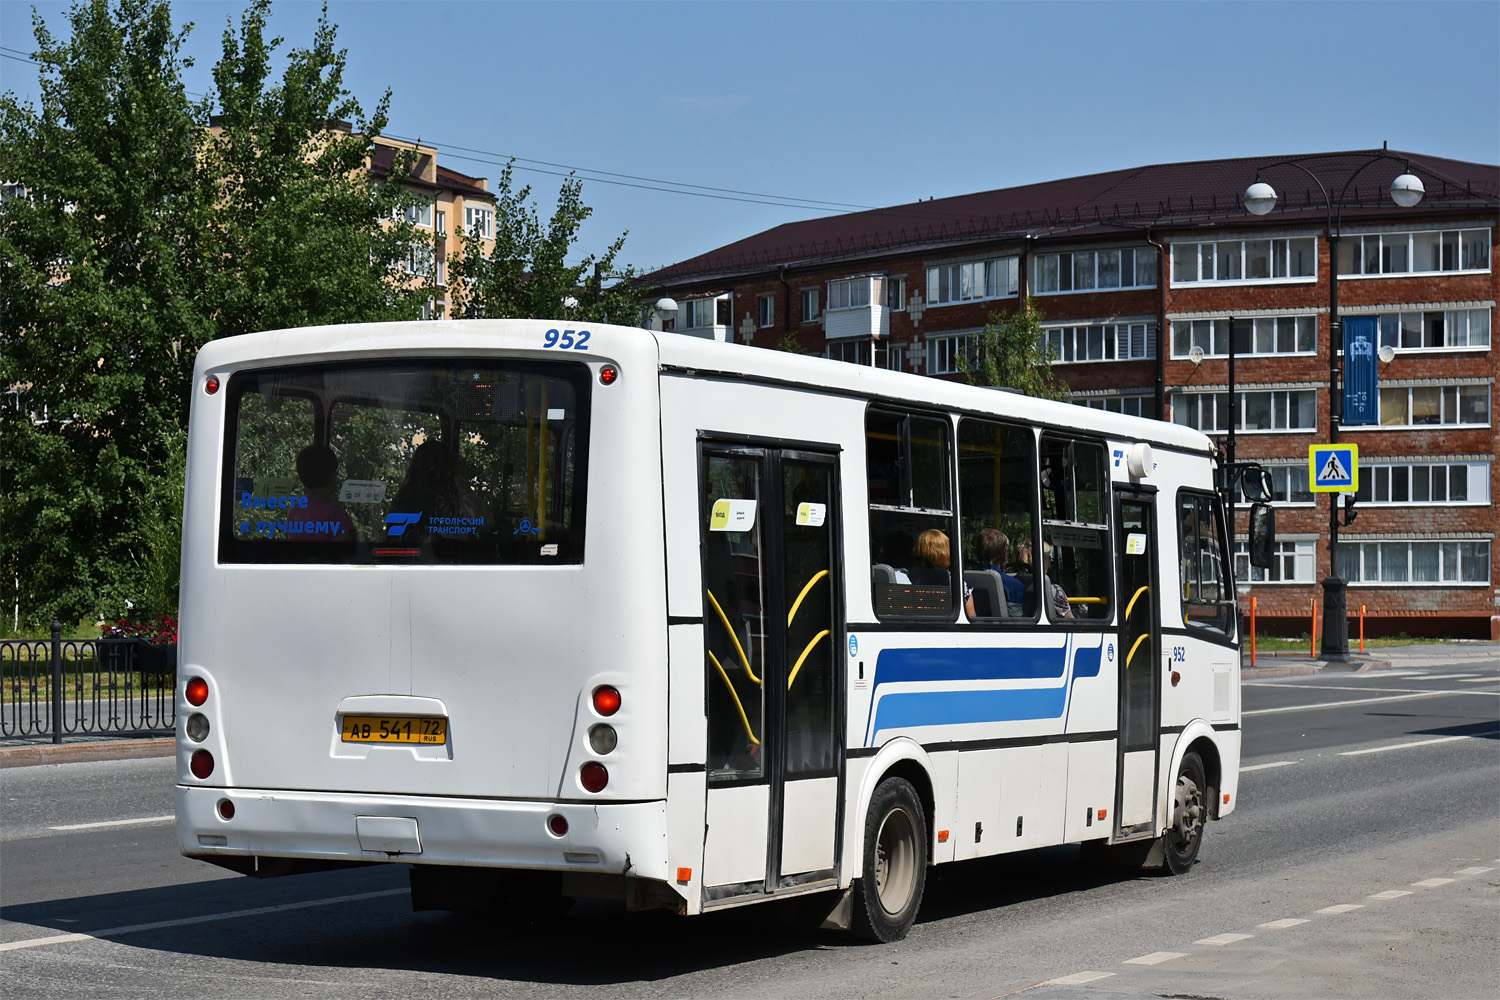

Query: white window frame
[[1234, 539, 1316, 583], [801, 288, 820, 324], [681, 296, 729, 330], [926, 256, 1018, 306], [1345, 308, 1491, 353], [1357, 383, 1492, 430], [1031, 247, 1157, 294], [928, 334, 974, 375], [1078, 395, 1156, 418], [1170, 316, 1317, 359], [887, 276, 907, 312], [463, 205, 495, 240], [1340, 539, 1491, 586], [1172, 389, 1319, 433], [1170, 236, 1317, 286], [1045, 322, 1156, 363], [757, 293, 775, 329], [1234, 465, 1316, 506], [828, 276, 879, 311], [1354, 462, 1490, 506], [1337, 227, 1491, 277]]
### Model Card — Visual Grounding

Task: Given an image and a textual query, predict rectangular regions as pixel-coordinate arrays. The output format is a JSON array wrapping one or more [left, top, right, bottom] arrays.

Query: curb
[[0, 737, 174, 768]]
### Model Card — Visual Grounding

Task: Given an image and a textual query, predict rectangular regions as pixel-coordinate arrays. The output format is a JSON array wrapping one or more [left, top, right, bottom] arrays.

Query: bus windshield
[[220, 359, 590, 565]]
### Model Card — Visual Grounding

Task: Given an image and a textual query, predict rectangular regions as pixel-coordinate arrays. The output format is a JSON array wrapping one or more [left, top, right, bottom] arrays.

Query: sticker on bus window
[[795, 502, 826, 527], [339, 479, 387, 504], [546, 408, 566, 421], [709, 499, 756, 532], [1126, 532, 1147, 555], [540, 543, 558, 556]]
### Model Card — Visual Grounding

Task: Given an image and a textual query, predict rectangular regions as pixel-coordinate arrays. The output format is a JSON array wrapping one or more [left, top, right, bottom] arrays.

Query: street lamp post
[[1243, 152, 1425, 661]]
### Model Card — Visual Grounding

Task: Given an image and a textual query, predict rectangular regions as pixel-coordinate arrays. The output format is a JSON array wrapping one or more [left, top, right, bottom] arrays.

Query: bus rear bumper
[[176, 784, 669, 879]]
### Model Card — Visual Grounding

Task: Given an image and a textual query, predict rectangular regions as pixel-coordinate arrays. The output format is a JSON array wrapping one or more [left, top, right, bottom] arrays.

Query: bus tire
[[850, 776, 927, 943], [1160, 751, 1206, 875]]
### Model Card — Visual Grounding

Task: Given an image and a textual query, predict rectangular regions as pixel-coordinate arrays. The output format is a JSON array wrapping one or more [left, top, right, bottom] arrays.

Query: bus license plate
[[341, 716, 447, 745]]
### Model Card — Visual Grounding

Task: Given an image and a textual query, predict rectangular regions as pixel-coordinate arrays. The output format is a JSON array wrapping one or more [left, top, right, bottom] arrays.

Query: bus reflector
[[548, 814, 568, 836], [580, 762, 608, 793], [1223, 793, 1231, 804], [186, 677, 209, 706], [1097, 809, 1107, 821], [677, 867, 691, 883], [937, 830, 949, 843], [217, 799, 235, 820], [190, 750, 214, 779], [592, 685, 621, 716]]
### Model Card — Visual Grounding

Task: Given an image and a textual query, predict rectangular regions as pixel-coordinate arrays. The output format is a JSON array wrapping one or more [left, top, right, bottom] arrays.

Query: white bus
[[177, 319, 1247, 941]]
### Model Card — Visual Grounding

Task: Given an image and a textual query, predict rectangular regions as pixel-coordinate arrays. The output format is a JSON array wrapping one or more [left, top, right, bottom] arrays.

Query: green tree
[[447, 159, 645, 324], [957, 297, 1071, 402]]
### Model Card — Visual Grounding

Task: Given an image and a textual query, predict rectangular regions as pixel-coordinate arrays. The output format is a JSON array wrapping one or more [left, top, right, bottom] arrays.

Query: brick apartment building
[[645, 149, 1500, 639]]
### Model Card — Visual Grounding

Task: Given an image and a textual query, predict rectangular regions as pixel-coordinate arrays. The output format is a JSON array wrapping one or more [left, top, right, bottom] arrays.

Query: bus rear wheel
[[1160, 751, 1206, 875], [851, 776, 927, 943]]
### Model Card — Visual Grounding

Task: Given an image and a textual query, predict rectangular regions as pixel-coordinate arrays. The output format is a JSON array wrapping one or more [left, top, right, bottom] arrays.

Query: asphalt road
[[2, 647, 1496, 999]]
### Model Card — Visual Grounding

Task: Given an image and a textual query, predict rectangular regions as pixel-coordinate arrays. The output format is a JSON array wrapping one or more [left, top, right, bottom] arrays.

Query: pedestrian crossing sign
[[1309, 444, 1359, 493]]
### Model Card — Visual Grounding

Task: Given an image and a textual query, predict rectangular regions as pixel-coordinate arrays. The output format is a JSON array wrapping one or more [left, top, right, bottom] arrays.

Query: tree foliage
[[0, 0, 428, 631], [956, 297, 1072, 402], [447, 159, 645, 325]]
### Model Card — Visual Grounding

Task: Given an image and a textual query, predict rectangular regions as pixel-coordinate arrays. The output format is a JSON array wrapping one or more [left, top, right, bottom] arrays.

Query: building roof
[[647, 149, 1499, 287]]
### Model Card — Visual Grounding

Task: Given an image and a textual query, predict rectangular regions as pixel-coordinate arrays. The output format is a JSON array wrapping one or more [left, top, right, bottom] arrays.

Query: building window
[[682, 296, 729, 329], [1337, 228, 1491, 276], [1033, 247, 1156, 293], [927, 256, 1018, 305], [886, 345, 905, 371], [463, 205, 494, 239], [757, 293, 774, 328], [829, 339, 901, 369], [1235, 465, 1314, 505], [1354, 462, 1490, 505], [1079, 395, 1157, 419], [394, 200, 433, 227], [1172, 390, 1318, 432], [1171, 237, 1315, 284], [928, 334, 974, 375], [887, 277, 907, 311], [801, 289, 820, 324], [828, 276, 876, 310], [1377, 384, 1489, 427], [1234, 540, 1316, 583], [1339, 540, 1490, 585], [1171, 316, 1316, 358], [435, 209, 446, 235], [1046, 323, 1156, 363], [1347, 308, 1491, 351], [435, 257, 446, 286]]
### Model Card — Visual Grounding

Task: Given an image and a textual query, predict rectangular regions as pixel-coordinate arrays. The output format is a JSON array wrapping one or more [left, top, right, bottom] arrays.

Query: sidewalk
[[2, 644, 1491, 768]]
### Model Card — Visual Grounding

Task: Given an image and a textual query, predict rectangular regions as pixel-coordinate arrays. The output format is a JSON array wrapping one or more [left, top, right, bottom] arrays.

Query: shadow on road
[[2, 843, 1152, 984]]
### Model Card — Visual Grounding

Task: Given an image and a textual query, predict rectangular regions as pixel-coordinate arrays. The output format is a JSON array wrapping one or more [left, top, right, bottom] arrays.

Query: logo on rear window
[[385, 511, 423, 536]]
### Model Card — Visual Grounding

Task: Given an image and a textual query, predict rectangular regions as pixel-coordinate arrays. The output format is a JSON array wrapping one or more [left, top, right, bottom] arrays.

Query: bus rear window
[[220, 360, 590, 565]]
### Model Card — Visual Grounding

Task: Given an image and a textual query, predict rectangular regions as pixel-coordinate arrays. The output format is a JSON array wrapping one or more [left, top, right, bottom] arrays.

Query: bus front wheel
[[851, 776, 927, 943], [1160, 751, 1206, 875]]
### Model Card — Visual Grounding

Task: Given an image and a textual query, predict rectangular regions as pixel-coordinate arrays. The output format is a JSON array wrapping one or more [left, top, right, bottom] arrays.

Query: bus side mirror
[[1249, 503, 1275, 569]]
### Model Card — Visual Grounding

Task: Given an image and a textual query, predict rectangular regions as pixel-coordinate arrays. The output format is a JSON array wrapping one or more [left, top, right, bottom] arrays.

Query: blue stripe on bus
[[865, 641, 1107, 741]]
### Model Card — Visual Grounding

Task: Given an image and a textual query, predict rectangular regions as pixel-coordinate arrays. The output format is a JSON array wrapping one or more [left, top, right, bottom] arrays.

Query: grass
[[1249, 632, 1462, 652]]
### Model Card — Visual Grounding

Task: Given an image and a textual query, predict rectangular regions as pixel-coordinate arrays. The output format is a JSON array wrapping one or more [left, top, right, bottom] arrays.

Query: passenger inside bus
[[294, 445, 357, 541], [1016, 538, 1073, 619], [390, 440, 485, 532], [897, 529, 976, 617]]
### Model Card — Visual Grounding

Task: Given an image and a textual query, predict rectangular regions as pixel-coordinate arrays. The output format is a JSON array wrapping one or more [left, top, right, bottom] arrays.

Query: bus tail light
[[598, 364, 619, 386], [580, 762, 608, 793], [186, 713, 210, 742], [588, 724, 617, 755], [592, 685, 621, 717], [190, 750, 215, 779], [186, 676, 209, 706]]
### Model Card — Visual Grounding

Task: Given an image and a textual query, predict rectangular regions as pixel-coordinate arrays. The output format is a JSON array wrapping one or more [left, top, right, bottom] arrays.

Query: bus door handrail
[[786, 569, 829, 627], [707, 650, 759, 746], [786, 630, 830, 691], [705, 588, 761, 686]]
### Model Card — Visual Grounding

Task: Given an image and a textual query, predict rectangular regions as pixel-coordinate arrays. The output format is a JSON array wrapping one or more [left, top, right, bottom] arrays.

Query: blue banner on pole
[[1343, 316, 1378, 426]]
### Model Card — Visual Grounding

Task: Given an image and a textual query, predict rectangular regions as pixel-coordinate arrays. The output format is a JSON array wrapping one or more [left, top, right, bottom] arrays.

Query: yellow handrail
[[705, 588, 760, 685], [1124, 585, 1150, 623], [786, 630, 830, 691], [1067, 596, 1107, 604], [1125, 632, 1150, 669], [786, 569, 829, 627], [708, 650, 759, 746]]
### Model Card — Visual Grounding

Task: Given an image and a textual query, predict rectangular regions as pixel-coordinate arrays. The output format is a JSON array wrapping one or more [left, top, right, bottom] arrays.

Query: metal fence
[[1, 620, 175, 741]]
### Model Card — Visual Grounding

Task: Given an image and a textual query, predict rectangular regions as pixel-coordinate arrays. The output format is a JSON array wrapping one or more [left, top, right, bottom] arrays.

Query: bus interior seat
[[872, 563, 897, 584], [963, 569, 1009, 618]]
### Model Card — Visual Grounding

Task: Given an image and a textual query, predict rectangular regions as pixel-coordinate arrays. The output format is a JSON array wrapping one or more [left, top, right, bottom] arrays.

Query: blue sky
[[3, 0, 1497, 272]]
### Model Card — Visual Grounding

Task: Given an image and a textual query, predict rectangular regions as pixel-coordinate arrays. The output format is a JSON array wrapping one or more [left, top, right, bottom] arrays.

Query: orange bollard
[[1250, 595, 1258, 667], [1360, 605, 1366, 654]]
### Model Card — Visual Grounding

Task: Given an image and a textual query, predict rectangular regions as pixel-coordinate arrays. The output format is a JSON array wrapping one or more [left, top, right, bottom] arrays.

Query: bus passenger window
[[1038, 436, 1112, 622], [1179, 494, 1234, 635], [867, 408, 957, 619], [958, 419, 1038, 621]]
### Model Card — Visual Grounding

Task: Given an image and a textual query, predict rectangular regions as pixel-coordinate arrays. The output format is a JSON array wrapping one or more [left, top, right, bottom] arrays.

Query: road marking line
[[1456, 867, 1494, 876], [1258, 918, 1310, 929], [0, 888, 406, 953], [1049, 972, 1114, 985], [1316, 904, 1363, 914], [1241, 760, 1299, 772], [1459, 677, 1498, 683], [1196, 933, 1254, 945], [48, 815, 174, 832], [1244, 691, 1498, 716], [1368, 890, 1412, 900], [1124, 951, 1187, 966], [1420, 673, 1479, 681], [1412, 878, 1454, 888], [1339, 736, 1469, 756]]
